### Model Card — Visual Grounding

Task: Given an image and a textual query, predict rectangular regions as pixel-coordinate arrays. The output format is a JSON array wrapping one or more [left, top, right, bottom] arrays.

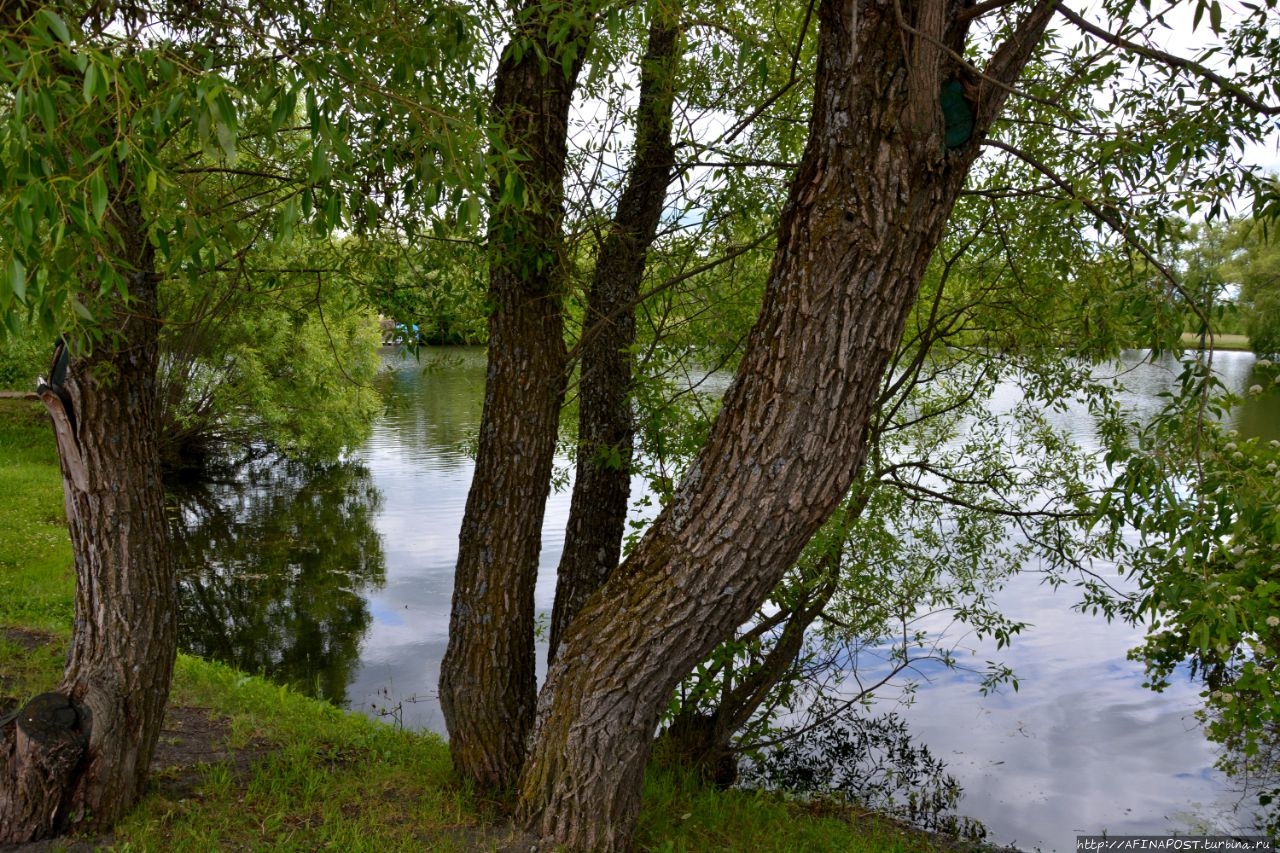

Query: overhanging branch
[[982, 137, 1213, 333], [1056, 3, 1280, 118]]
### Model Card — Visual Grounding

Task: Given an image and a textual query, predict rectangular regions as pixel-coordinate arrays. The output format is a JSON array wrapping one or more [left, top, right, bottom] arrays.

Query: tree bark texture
[[662, 463, 873, 781], [517, 0, 1057, 849], [661, 561, 836, 786], [0, 693, 90, 840], [0, 198, 176, 841], [549, 8, 681, 662], [438, 1, 593, 790]]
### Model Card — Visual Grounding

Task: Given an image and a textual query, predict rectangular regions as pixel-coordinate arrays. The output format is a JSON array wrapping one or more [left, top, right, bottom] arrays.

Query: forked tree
[[511, 1, 1059, 847]]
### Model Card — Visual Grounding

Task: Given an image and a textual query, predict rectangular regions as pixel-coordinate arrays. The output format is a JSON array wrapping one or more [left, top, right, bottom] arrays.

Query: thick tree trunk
[[661, 478, 870, 782], [661, 563, 836, 786], [0, 200, 176, 841], [517, 0, 1056, 849], [438, 0, 592, 790], [550, 8, 681, 661]]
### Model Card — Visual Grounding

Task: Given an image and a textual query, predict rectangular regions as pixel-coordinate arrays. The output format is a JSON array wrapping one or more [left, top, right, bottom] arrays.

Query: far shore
[[1179, 332, 1252, 351]]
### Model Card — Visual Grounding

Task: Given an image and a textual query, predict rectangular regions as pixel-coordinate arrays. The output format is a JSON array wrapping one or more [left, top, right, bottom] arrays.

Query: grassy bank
[[0, 398, 963, 852], [1179, 332, 1253, 351]]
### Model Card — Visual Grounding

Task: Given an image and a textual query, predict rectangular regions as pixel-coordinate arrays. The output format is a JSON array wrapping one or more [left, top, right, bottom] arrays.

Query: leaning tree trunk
[[550, 6, 681, 661], [516, 0, 1057, 849], [0, 198, 176, 841], [661, 546, 840, 787], [437, 0, 593, 790]]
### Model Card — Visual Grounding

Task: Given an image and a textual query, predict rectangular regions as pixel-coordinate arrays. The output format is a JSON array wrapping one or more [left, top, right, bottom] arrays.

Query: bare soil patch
[[1, 627, 57, 652], [0, 704, 271, 852]]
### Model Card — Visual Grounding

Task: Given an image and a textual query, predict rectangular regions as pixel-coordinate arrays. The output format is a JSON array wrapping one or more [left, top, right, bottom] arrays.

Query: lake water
[[174, 347, 1279, 851]]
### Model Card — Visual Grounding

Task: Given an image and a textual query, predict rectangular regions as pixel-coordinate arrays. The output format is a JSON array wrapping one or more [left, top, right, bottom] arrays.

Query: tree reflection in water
[[170, 458, 387, 705]]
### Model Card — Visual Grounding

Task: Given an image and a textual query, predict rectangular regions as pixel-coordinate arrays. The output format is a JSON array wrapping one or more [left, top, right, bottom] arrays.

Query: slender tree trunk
[[0, 199, 175, 841], [438, 0, 593, 790], [517, 0, 1056, 848], [550, 6, 681, 661]]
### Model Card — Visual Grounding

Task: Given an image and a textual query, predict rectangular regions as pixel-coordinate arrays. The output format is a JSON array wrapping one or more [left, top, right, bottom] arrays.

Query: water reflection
[[886, 349, 1280, 848], [372, 347, 487, 468], [166, 345, 1280, 851], [1234, 362, 1280, 439], [343, 347, 568, 731], [171, 458, 387, 704]]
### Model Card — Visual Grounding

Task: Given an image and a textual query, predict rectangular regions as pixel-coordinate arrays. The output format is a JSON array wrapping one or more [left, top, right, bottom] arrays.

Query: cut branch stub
[[0, 692, 92, 842]]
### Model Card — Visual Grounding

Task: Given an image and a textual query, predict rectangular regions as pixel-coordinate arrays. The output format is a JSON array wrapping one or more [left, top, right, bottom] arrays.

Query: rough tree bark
[[0, 197, 176, 841], [549, 6, 681, 661], [660, 532, 843, 786], [437, 0, 593, 789], [516, 0, 1058, 849]]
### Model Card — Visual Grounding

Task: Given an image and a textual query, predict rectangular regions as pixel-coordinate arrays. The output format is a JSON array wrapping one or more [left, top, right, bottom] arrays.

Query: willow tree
[[550, 0, 683, 659], [452, 0, 1277, 848], [0, 0, 478, 839], [0, 5, 177, 834], [512, 0, 1062, 845], [436, 0, 595, 788]]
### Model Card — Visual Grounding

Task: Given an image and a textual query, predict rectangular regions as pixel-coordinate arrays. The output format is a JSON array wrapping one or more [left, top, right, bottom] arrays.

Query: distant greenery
[[1, 241, 386, 480], [1179, 216, 1280, 357], [1225, 221, 1280, 359], [354, 235, 489, 346], [0, 322, 46, 390], [156, 235, 385, 479]]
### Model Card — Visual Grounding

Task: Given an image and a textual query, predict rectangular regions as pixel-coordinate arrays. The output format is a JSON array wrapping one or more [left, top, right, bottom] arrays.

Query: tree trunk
[[550, 7, 681, 662], [517, 0, 1056, 848], [438, 0, 593, 790], [0, 199, 176, 841], [661, 477, 872, 782], [660, 563, 836, 787]]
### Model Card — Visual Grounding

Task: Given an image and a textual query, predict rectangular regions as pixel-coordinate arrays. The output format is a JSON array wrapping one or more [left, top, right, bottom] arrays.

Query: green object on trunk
[[941, 79, 974, 149]]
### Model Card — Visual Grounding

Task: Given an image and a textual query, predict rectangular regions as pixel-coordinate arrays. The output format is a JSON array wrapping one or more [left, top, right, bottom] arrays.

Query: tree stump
[[0, 692, 91, 842]]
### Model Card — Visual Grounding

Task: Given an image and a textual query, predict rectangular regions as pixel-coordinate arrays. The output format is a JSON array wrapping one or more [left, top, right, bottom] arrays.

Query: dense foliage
[[1085, 358, 1280, 830], [157, 237, 383, 477], [2, 0, 1280, 844]]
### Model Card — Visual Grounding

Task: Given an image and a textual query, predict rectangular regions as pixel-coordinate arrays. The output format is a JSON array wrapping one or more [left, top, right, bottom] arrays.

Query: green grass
[[636, 768, 949, 852], [0, 399, 968, 852], [117, 656, 491, 852], [1180, 332, 1253, 351], [0, 398, 75, 633]]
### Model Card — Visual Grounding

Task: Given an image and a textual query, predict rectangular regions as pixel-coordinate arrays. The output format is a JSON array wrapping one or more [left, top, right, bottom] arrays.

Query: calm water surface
[[174, 347, 1280, 850]]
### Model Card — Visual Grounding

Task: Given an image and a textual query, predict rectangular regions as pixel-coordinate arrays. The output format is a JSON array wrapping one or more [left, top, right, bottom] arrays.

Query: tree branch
[[1055, 3, 1280, 117], [982, 137, 1213, 334]]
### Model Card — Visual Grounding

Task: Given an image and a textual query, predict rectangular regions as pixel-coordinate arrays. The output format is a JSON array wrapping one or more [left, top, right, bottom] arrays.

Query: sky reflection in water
[[177, 347, 1277, 850]]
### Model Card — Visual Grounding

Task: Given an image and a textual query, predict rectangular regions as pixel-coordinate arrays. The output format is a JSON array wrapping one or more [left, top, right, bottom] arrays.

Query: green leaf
[[70, 298, 94, 322], [212, 89, 239, 160], [82, 62, 99, 103], [37, 9, 71, 44], [215, 121, 237, 161], [9, 257, 26, 303], [310, 144, 329, 182], [34, 90, 57, 133], [89, 171, 108, 223], [271, 86, 298, 131]]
